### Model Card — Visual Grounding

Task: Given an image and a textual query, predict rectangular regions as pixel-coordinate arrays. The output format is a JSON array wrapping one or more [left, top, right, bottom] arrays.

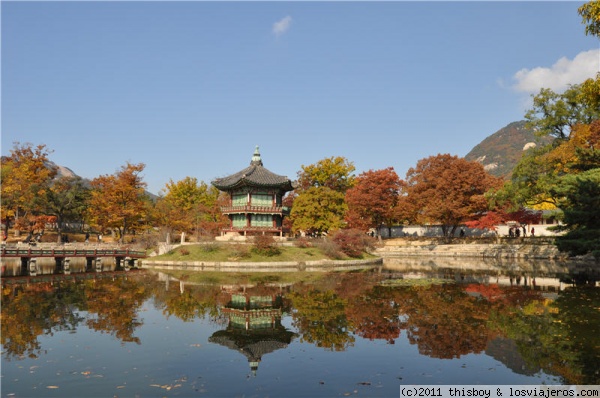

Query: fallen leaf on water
[[117, 386, 126, 389], [190, 344, 201, 347], [46, 386, 59, 389], [149, 384, 161, 388], [81, 371, 91, 376]]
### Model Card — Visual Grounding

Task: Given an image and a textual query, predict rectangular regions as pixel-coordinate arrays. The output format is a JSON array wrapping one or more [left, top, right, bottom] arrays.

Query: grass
[[152, 243, 378, 263]]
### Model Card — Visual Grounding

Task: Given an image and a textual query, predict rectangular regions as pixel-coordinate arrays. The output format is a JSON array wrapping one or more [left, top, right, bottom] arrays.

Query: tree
[[525, 75, 600, 141], [513, 74, 600, 208], [44, 176, 90, 242], [579, 0, 600, 38], [156, 177, 226, 237], [552, 168, 600, 258], [345, 167, 403, 233], [290, 156, 355, 235], [403, 154, 502, 237], [296, 156, 356, 192], [1, 142, 56, 234], [87, 162, 150, 242], [290, 186, 347, 235]]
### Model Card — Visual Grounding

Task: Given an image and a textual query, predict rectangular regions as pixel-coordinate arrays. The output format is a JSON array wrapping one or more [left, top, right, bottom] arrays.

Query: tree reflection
[[395, 284, 494, 358], [289, 289, 355, 351], [491, 286, 600, 384], [3, 269, 598, 384], [83, 277, 151, 343], [1, 275, 151, 359], [345, 286, 401, 344]]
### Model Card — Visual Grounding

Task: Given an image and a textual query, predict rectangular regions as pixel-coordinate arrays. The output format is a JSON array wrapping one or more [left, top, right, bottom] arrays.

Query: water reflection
[[209, 286, 296, 376], [2, 258, 599, 390]]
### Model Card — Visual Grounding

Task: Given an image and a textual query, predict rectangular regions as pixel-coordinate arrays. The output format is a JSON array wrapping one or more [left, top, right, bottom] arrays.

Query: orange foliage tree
[[1, 142, 56, 234], [345, 167, 404, 233], [403, 154, 502, 237], [87, 162, 150, 242]]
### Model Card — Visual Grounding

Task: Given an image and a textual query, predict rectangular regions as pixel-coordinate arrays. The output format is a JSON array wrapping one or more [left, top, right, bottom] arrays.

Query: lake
[[1, 257, 599, 397]]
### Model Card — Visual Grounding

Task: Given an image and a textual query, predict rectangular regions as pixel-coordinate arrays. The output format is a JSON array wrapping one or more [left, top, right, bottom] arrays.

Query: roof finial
[[250, 145, 263, 166]]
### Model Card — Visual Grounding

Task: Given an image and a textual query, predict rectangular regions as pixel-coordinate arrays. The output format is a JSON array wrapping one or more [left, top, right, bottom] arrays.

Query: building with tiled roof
[[211, 146, 295, 237]]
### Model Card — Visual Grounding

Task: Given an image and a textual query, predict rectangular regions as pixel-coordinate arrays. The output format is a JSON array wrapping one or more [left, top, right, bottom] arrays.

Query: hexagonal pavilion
[[211, 146, 295, 238]]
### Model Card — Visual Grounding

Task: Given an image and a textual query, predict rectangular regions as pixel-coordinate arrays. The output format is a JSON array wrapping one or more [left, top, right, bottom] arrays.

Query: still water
[[1, 258, 599, 397]]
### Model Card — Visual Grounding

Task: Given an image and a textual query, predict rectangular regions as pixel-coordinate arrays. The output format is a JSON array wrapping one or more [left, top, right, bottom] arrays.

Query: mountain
[[465, 120, 553, 179], [46, 161, 79, 179]]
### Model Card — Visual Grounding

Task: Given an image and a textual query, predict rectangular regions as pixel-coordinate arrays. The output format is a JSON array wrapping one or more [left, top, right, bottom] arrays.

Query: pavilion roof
[[211, 146, 295, 192]]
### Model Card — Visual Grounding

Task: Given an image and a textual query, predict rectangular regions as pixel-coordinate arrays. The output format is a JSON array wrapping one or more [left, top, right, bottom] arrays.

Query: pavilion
[[211, 146, 295, 238]]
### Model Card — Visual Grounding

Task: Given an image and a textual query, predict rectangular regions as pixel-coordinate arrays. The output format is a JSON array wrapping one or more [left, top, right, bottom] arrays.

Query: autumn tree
[[1, 142, 56, 234], [579, 0, 600, 38], [296, 156, 356, 192], [156, 176, 226, 238], [404, 154, 502, 237], [290, 156, 356, 235], [87, 162, 150, 242], [345, 167, 404, 233]]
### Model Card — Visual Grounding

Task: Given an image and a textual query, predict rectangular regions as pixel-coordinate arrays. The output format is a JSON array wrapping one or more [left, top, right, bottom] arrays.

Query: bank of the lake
[[376, 237, 570, 260], [141, 237, 599, 273], [141, 243, 383, 272]]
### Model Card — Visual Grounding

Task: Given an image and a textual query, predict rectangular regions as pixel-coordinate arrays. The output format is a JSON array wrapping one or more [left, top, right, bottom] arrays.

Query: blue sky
[[2, 1, 599, 195]]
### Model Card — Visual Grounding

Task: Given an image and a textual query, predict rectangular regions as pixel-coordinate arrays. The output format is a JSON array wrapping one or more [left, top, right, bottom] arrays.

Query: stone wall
[[376, 238, 564, 260]]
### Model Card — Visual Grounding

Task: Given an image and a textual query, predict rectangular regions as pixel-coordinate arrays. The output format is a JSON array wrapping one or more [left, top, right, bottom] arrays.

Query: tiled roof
[[211, 147, 295, 192]]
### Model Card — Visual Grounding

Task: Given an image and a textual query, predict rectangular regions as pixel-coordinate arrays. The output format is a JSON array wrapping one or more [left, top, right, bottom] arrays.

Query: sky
[[2, 1, 599, 195]]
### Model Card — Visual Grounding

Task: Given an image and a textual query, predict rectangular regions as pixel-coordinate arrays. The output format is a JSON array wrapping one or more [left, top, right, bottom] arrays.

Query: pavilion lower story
[[220, 211, 287, 238]]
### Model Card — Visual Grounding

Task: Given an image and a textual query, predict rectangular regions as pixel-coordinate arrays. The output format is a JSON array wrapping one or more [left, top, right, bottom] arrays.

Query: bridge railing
[[1, 246, 147, 258]]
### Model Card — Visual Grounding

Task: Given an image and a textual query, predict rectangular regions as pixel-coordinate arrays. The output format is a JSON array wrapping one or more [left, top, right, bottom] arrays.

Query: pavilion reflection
[[209, 286, 296, 376]]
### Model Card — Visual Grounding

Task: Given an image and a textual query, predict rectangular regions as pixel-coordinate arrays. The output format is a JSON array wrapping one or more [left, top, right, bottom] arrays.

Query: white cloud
[[512, 48, 600, 94], [273, 16, 292, 37]]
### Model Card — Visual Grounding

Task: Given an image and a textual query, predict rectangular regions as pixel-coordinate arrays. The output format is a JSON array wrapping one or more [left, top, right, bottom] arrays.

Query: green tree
[[552, 168, 600, 258], [290, 156, 355, 235], [87, 162, 150, 242], [404, 154, 501, 237], [297, 156, 356, 192], [503, 74, 600, 211], [290, 186, 347, 235], [289, 289, 354, 351], [44, 176, 90, 242]]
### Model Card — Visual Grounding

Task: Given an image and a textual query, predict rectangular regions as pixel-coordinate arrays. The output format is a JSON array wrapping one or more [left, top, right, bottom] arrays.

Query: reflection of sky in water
[[2, 296, 560, 398]]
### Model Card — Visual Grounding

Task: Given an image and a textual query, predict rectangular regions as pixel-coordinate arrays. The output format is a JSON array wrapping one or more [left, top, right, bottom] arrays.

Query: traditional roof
[[211, 146, 295, 192]]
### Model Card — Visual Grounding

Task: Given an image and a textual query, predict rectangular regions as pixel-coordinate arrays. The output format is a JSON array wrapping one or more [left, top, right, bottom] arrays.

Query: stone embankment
[[141, 257, 382, 273], [375, 237, 565, 260]]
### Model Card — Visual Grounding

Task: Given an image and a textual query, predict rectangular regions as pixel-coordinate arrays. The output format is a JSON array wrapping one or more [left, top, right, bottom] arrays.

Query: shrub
[[315, 238, 343, 259], [179, 247, 190, 256], [229, 244, 250, 259], [293, 237, 313, 248], [251, 235, 281, 257], [331, 229, 377, 258], [200, 242, 220, 253]]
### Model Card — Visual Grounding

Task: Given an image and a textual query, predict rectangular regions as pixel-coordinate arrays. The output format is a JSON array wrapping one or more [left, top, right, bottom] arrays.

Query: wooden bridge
[[1, 245, 147, 276]]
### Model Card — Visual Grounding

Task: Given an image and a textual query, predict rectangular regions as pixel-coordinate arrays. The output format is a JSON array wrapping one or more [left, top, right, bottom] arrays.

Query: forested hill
[[465, 120, 553, 179]]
